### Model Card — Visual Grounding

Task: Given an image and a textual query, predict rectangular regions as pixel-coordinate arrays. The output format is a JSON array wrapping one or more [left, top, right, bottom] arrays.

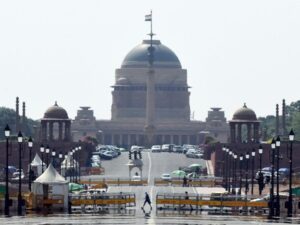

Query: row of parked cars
[[151, 144, 204, 158], [90, 145, 122, 167]]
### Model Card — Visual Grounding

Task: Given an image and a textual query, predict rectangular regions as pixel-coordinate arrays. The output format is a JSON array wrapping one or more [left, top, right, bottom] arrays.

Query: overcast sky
[[0, 1, 299, 121]]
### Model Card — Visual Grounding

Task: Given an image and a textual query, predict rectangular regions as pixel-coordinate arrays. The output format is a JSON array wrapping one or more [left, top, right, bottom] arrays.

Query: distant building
[[72, 38, 229, 147]]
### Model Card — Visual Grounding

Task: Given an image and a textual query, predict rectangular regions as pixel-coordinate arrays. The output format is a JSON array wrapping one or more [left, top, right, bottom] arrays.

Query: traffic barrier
[[80, 178, 148, 186], [70, 192, 135, 213], [154, 178, 220, 187], [156, 193, 269, 212]]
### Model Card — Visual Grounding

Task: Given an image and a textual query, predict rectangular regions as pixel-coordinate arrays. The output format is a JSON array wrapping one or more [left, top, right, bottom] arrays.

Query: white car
[[151, 145, 161, 152], [131, 175, 141, 181], [161, 173, 171, 181]]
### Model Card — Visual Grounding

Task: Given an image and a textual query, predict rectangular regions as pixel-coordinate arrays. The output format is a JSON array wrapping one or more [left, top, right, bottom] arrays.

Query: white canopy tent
[[30, 153, 46, 176], [33, 163, 69, 210]]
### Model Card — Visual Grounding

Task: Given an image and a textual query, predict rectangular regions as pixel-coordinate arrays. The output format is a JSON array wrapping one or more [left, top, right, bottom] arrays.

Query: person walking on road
[[142, 192, 152, 210]]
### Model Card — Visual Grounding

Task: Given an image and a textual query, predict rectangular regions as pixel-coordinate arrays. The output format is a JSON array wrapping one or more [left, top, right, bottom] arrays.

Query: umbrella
[[171, 170, 186, 177], [69, 183, 84, 192]]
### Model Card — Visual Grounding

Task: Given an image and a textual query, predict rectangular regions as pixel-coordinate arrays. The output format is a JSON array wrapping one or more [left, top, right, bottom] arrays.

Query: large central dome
[[121, 40, 182, 69]]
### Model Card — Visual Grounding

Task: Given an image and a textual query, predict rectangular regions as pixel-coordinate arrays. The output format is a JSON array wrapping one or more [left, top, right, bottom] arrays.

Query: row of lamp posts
[[222, 129, 295, 218], [4, 125, 33, 216], [3, 124, 82, 216]]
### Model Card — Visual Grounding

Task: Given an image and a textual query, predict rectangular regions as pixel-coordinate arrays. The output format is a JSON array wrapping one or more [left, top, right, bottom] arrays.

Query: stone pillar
[[247, 123, 252, 143], [111, 134, 114, 145], [254, 123, 259, 143], [144, 67, 156, 147], [179, 135, 182, 145], [237, 123, 242, 143], [65, 121, 71, 141], [58, 122, 63, 141], [49, 121, 54, 141], [162, 135, 165, 144], [187, 135, 191, 144], [170, 135, 174, 144], [230, 123, 235, 143], [41, 121, 47, 141], [128, 134, 131, 147], [120, 134, 123, 147]]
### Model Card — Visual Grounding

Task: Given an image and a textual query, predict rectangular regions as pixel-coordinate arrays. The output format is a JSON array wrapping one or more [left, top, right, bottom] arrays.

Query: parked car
[[12, 169, 25, 180], [161, 173, 171, 181], [131, 175, 141, 181], [151, 145, 161, 152], [161, 144, 170, 152], [173, 145, 183, 153], [99, 151, 113, 160]]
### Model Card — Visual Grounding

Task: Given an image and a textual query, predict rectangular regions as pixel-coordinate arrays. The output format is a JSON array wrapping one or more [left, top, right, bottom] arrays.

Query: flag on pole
[[145, 14, 152, 21]]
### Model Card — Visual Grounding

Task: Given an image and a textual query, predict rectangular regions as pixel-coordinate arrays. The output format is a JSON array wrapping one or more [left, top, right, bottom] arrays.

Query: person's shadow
[[142, 207, 152, 219]]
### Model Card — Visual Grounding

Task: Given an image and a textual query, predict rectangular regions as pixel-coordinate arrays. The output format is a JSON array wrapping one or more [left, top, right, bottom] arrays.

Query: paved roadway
[[3, 151, 299, 224]]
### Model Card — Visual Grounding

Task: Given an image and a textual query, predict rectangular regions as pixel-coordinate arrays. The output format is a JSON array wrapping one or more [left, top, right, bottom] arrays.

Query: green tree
[[0, 107, 38, 140]]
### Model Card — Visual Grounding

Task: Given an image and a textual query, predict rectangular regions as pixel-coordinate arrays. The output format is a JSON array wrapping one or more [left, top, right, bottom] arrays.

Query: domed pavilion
[[41, 102, 71, 142], [229, 103, 260, 143]]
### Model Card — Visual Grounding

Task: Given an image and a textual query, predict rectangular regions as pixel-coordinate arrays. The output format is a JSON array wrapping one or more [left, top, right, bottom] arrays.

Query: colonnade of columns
[[229, 122, 259, 143], [100, 133, 202, 147], [41, 120, 71, 142]]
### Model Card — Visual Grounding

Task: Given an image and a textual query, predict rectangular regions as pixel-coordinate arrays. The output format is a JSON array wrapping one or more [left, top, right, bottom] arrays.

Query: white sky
[[0, 0, 299, 121]]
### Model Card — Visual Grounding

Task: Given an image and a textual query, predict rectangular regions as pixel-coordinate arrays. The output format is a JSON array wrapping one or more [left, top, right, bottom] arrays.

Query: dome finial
[[243, 103, 247, 108], [54, 101, 58, 106]]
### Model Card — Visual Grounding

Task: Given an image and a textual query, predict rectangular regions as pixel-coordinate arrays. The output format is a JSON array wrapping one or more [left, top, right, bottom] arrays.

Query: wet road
[[2, 151, 300, 224]]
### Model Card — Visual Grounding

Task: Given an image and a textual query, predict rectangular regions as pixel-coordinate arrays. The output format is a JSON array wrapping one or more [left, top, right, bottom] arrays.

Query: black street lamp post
[[233, 153, 237, 194], [269, 138, 276, 219], [70, 151, 74, 183], [222, 146, 226, 186], [288, 129, 295, 217], [239, 154, 243, 195], [45, 145, 50, 166], [245, 152, 250, 197], [77, 146, 81, 182], [64, 153, 68, 179], [17, 131, 23, 216], [40, 145, 45, 173], [251, 149, 256, 195], [28, 137, 33, 192], [51, 149, 56, 166], [228, 150, 232, 193], [58, 152, 63, 175], [275, 136, 281, 217], [258, 145, 263, 195], [4, 125, 10, 216], [225, 148, 229, 191]]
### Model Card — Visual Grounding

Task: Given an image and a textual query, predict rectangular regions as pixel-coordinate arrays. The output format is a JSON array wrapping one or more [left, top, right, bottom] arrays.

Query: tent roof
[[31, 153, 44, 166], [34, 163, 68, 184]]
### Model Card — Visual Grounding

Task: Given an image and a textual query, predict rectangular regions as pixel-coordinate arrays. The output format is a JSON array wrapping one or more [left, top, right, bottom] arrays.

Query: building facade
[[72, 39, 229, 147]]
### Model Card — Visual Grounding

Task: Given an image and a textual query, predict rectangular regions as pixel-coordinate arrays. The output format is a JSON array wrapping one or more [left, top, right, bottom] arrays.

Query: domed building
[[229, 103, 260, 143], [40, 102, 71, 142], [72, 38, 229, 146]]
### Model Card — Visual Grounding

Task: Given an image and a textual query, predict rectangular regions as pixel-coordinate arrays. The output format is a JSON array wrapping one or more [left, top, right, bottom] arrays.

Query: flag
[[145, 14, 152, 21]]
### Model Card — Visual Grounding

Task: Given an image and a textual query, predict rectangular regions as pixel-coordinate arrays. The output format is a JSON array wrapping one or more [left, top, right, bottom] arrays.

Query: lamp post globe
[[4, 124, 10, 216]]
